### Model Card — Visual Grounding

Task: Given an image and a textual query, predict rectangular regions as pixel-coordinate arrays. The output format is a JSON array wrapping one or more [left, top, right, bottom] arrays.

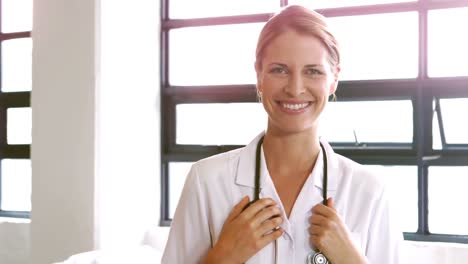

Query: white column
[[31, 0, 160, 263], [31, 0, 99, 263]]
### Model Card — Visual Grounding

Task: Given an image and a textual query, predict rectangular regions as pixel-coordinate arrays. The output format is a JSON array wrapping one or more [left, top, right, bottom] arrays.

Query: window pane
[[170, 0, 278, 19], [327, 12, 418, 80], [429, 166, 468, 235], [169, 23, 263, 86], [428, 8, 468, 77], [176, 103, 267, 145], [1, 38, 32, 92], [169, 162, 194, 218], [7, 108, 32, 145], [1, 159, 31, 211], [290, 0, 415, 9], [440, 98, 468, 144], [1, 0, 32, 33], [365, 165, 418, 232], [320, 100, 413, 143]]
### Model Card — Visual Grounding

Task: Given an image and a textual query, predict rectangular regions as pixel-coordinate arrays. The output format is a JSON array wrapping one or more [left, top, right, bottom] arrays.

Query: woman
[[162, 5, 403, 264]]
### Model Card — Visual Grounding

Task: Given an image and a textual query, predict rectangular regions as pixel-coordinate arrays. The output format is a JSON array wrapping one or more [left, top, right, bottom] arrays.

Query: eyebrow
[[268, 63, 287, 67], [268, 63, 325, 68], [304, 64, 325, 68]]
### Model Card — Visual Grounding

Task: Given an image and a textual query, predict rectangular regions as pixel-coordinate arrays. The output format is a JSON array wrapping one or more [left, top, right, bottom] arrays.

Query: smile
[[279, 101, 311, 111]]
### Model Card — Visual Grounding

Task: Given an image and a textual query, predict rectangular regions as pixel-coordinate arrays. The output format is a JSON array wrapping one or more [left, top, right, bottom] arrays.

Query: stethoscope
[[252, 136, 331, 264]]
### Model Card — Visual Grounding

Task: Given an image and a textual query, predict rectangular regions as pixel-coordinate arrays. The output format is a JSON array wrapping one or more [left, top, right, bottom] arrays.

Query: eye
[[269, 66, 288, 74], [304, 68, 323, 75]]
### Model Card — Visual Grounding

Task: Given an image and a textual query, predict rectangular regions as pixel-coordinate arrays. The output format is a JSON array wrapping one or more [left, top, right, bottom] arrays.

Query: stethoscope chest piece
[[307, 251, 329, 264]]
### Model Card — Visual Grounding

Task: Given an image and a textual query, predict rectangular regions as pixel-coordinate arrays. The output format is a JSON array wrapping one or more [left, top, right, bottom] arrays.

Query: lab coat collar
[[236, 132, 266, 188], [314, 138, 338, 191], [235, 132, 338, 192]]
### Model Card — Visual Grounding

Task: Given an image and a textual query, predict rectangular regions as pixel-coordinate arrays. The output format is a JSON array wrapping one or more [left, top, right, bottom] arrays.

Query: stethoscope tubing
[[253, 136, 330, 264]]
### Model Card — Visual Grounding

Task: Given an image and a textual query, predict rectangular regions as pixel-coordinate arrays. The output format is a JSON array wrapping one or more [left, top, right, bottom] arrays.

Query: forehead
[[262, 30, 329, 65]]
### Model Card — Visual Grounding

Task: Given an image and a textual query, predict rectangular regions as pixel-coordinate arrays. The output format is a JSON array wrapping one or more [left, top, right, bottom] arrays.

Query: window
[[428, 166, 468, 235], [0, 0, 32, 218], [161, 0, 468, 244], [176, 103, 267, 145], [169, 23, 263, 85]]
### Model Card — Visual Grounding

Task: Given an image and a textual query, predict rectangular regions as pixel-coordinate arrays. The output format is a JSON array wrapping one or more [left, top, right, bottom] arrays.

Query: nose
[[283, 72, 306, 97]]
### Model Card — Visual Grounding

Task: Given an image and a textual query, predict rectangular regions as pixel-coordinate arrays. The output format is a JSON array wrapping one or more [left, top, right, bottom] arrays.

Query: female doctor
[[162, 5, 403, 264]]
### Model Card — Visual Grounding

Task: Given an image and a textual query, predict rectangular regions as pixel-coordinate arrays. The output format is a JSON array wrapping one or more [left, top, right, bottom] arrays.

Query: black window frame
[[160, 0, 468, 244], [0, 1, 32, 219]]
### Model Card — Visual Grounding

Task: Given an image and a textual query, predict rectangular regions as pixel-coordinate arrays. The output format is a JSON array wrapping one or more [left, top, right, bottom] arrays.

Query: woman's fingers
[[309, 233, 326, 250], [308, 200, 365, 264], [309, 214, 330, 229], [312, 202, 336, 218], [245, 200, 283, 237], [257, 228, 284, 250], [225, 197, 283, 236], [213, 197, 283, 263], [255, 215, 283, 236], [241, 198, 277, 220], [252, 204, 282, 224], [326, 197, 334, 208], [226, 196, 250, 222]]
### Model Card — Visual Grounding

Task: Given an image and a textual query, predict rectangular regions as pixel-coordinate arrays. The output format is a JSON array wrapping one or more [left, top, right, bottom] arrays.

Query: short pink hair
[[255, 5, 340, 73]]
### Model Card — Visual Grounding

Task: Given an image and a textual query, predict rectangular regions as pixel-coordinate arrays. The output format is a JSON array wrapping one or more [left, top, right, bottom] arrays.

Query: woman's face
[[256, 30, 339, 135]]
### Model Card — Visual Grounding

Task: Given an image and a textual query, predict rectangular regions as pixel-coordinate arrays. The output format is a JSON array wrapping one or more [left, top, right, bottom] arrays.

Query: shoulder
[[189, 147, 243, 186], [334, 153, 386, 198], [193, 147, 243, 172], [192, 147, 243, 174], [320, 139, 386, 196]]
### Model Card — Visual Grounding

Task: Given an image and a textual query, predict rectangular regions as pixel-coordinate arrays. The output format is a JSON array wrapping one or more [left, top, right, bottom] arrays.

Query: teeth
[[282, 102, 309, 110]]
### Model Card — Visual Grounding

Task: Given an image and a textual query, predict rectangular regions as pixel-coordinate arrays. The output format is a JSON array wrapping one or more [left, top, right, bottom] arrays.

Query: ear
[[255, 61, 263, 93], [329, 80, 338, 96]]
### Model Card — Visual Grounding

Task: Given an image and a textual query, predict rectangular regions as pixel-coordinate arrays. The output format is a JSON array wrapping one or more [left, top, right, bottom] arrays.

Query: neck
[[262, 128, 320, 178]]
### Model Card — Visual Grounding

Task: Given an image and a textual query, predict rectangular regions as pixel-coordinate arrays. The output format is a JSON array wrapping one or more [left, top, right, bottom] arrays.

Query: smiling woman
[[162, 5, 403, 264], [255, 30, 339, 135], [162, 0, 468, 260]]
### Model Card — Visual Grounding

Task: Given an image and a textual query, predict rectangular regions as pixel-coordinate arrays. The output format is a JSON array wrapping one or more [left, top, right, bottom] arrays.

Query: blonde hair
[[255, 5, 340, 73]]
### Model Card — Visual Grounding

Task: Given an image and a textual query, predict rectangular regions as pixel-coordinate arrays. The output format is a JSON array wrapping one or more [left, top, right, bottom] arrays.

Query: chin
[[268, 121, 316, 136]]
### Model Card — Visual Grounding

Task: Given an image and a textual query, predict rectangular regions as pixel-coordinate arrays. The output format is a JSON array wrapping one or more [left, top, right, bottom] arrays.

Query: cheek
[[305, 79, 331, 94], [256, 74, 270, 92], [261, 77, 287, 93]]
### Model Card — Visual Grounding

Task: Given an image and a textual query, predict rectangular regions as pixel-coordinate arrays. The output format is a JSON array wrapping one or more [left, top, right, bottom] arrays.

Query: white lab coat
[[162, 132, 404, 264]]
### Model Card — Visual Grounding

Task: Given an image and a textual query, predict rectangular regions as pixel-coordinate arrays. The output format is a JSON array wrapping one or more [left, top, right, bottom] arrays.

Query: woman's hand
[[205, 196, 284, 264], [309, 198, 368, 264]]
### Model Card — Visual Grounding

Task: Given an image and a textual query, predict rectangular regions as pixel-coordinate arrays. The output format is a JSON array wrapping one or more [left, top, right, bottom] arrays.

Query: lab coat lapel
[[313, 139, 338, 194], [236, 134, 339, 192], [234, 135, 341, 224], [235, 132, 265, 189], [235, 132, 292, 235], [288, 150, 324, 224], [290, 140, 339, 223]]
